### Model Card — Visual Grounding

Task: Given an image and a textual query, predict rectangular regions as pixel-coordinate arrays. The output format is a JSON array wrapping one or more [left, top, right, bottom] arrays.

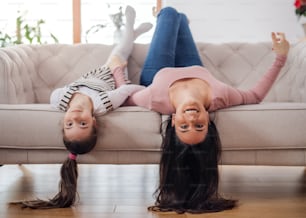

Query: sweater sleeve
[[111, 66, 129, 87], [242, 55, 287, 104], [226, 54, 287, 106], [107, 84, 146, 109], [49, 87, 69, 111]]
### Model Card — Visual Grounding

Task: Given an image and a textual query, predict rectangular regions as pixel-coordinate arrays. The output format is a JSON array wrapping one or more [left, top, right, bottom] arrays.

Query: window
[[0, 0, 72, 44], [0, 0, 158, 45], [80, 0, 156, 44]]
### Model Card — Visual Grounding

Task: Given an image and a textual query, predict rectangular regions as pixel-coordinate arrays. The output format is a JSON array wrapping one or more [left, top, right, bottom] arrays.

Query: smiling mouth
[[184, 108, 199, 113], [71, 109, 82, 112]]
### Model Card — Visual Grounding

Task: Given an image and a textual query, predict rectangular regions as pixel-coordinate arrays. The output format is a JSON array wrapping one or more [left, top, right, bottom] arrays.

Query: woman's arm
[[225, 33, 289, 106], [240, 32, 290, 103], [124, 86, 153, 109], [240, 54, 287, 104]]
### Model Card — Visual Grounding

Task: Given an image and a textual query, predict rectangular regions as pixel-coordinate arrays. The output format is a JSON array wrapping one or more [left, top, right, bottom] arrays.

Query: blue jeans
[[140, 7, 203, 86]]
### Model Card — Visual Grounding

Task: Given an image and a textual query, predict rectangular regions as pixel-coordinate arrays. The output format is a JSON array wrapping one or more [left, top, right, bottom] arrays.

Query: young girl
[[125, 7, 290, 213], [12, 5, 151, 209]]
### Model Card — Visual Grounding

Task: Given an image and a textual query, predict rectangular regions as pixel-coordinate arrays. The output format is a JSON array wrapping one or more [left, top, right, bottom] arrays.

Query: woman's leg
[[175, 13, 203, 67], [140, 7, 203, 86], [140, 7, 181, 86]]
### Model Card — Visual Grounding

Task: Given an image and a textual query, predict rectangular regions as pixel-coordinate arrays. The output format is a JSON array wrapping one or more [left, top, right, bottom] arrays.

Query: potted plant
[[294, 0, 306, 35], [0, 11, 58, 47]]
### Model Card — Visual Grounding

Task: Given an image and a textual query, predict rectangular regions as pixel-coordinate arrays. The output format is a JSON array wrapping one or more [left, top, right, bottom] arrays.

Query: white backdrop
[[163, 0, 304, 43], [0, 0, 303, 44]]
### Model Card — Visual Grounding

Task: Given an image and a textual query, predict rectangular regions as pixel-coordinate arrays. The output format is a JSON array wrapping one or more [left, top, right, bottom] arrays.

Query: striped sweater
[[50, 65, 115, 114]]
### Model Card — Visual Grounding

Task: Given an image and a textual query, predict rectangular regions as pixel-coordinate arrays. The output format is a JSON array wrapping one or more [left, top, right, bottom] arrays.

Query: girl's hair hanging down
[[11, 127, 97, 209], [148, 116, 237, 214]]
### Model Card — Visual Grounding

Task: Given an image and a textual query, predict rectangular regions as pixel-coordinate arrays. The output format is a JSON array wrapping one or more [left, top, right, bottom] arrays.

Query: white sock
[[108, 6, 153, 62], [134, 22, 153, 40], [106, 6, 152, 84], [108, 5, 135, 62]]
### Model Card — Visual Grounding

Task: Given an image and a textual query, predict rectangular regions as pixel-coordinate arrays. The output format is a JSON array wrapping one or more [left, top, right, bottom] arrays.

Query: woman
[[125, 7, 290, 213], [12, 5, 152, 209]]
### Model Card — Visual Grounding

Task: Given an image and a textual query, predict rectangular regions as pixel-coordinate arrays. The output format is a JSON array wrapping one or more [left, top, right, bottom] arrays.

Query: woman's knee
[[158, 7, 188, 24], [158, 7, 179, 18], [179, 13, 189, 24]]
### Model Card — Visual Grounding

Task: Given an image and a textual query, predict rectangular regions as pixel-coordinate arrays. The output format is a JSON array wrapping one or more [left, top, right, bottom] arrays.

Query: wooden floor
[[0, 164, 305, 218]]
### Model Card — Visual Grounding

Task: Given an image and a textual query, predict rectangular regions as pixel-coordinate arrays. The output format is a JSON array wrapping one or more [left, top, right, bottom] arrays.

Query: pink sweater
[[126, 55, 287, 114]]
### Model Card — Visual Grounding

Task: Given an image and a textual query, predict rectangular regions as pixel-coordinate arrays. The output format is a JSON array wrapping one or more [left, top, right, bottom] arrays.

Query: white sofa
[[0, 41, 306, 166]]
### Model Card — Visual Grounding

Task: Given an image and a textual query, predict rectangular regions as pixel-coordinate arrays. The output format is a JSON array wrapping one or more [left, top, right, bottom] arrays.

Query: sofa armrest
[[0, 45, 36, 104], [287, 40, 306, 102]]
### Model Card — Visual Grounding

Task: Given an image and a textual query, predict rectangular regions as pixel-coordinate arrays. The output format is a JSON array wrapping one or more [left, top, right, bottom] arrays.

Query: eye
[[66, 121, 73, 127], [195, 124, 204, 129], [64, 121, 73, 129], [180, 124, 188, 129], [80, 121, 87, 126]]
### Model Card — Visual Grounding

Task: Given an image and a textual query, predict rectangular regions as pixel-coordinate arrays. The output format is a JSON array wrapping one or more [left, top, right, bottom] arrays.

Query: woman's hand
[[271, 32, 290, 56]]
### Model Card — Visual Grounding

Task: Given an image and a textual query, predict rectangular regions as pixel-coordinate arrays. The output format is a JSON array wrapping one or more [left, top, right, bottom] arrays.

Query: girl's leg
[[140, 7, 181, 86], [175, 13, 203, 67], [107, 5, 136, 64], [107, 6, 152, 87]]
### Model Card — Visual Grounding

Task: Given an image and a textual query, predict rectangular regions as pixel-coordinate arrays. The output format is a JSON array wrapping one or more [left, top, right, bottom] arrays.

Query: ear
[[171, 113, 176, 127], [206, 111, 211, 125], [92, 116, 98, 128]]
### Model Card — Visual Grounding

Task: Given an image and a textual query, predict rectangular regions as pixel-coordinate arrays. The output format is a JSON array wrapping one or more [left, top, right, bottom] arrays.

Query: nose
[[70, 112, 82, 120]]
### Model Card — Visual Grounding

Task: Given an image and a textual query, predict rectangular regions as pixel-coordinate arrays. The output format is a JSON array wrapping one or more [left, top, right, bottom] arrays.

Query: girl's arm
[[107, 84, 146, 109]]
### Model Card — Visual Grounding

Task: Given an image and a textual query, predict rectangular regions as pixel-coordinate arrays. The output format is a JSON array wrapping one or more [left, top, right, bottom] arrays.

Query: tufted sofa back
[[0, 41, 305, 104]]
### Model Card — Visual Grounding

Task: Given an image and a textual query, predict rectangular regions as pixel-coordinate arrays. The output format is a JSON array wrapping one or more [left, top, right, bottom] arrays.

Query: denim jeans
[[140, 7, 203, 86]]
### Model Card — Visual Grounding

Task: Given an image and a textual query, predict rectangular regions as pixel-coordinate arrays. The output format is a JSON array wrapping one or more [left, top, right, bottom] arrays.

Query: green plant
[[0, 32, 12, 47], [0, 11, 58, 47]]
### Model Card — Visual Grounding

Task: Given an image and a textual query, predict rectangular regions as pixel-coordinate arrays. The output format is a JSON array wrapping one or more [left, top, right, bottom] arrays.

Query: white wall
[[163, 0, 304, 43], [0, 0, 303, 44]]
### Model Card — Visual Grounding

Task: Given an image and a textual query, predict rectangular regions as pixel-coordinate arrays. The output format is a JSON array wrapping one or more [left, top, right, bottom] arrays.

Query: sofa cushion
[[96, 106, 162, 151], [214, 102, 306, 150], [0, 45, 36, 103], [0, 104, 64, 149], [1, 102, 305, 152], [0, 104, 162, 151]]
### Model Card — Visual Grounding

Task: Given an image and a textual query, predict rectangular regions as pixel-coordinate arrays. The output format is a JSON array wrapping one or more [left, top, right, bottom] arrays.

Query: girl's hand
[[271, 32, 290, 56]]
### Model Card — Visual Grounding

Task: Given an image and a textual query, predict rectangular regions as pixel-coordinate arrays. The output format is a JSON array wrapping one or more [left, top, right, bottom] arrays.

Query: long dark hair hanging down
[[10, 127, 97, 209], [148, 116, 237, 214]]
